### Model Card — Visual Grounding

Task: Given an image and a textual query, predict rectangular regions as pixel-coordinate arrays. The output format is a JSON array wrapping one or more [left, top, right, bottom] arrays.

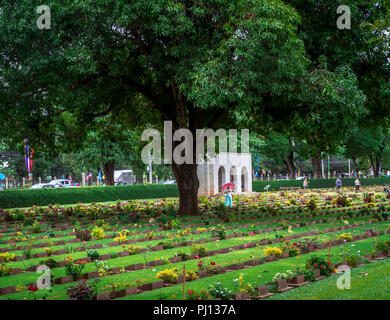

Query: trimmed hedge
[[0, 177, 389, 209], [252, 177, 390, 192], [0, 184, 179, 209]]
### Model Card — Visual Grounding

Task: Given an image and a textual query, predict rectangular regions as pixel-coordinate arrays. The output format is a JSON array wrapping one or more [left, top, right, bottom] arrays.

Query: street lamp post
[[148, 152, 153, 183]]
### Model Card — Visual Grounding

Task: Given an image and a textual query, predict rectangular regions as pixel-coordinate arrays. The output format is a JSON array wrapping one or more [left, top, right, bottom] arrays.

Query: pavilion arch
[[218, 166, 226, 192], [230, 166, 238, 188], [241, 166, 249, 192]]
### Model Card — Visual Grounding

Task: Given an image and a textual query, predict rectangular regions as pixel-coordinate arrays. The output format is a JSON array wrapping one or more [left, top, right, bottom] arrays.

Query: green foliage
[[253, 177, 390, 192], [191, 244, 207, 258], [210, 224, 226, 240], [208, 282, 233, 300], [87, 249, 100, 260], [0, 184, 179, 208]]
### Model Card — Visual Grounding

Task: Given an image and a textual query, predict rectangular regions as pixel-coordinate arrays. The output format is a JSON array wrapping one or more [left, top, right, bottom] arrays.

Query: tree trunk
[[352, 158, 357, 168], [369, 154, 381, 177], [311, 152, 322, 179], [103, 161, 115, 186], [171, 162, 200, 216], [283, 151, 296, 179]]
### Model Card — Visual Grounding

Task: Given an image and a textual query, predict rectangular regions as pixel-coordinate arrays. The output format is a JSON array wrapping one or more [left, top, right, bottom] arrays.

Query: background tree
[[0, 0, 309, 215]]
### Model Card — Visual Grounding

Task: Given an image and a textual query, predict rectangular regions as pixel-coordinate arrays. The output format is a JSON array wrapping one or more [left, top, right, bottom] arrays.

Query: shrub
[[263, 247, 283, 257], [156, 268, 178, 283], [336, 195, 349, 207], [0, 252, 15, 262], [210, 224, 226, 240], [252, 177, 390, 192], [91, 226, 105, 240], [44, 247, 53, 257], [145, 231, 155, 240], [110, 252, 118, 259], [306, 255, 332, 276], [175, 251, 190, 261], [158, 240, 174, 249], [95, 260, 110, 277], [280, 242, 300, 257], [67, 279, 100, 300], [186, 289, 210, 300], [306, 199, 317, 211], [340, 245, 362, 267], [185, 270, 199, 281], [208, 282, 233, 300], [65, 258, 87, 281], [337, 233, 353, 242], [40, 258, 59, 269], [272, 270, 294, 282], [75, 228, 91, 242], [87, 249, 100, 260], [375, 239, 390, 254], [114, 232, 128, 244], [31, 221, 42, 233], [232, 273, 257, 297], [0, 184, 180, 209], [0, 264, 12, 277], [127, 245, 142, 255], [191, 244, 207, 257]]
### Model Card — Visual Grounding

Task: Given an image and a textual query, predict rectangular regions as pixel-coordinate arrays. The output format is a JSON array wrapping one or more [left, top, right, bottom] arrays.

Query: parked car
[[30, 183, 47, 189], [45, 179, 80, 188], [163, 179, 176, 184]]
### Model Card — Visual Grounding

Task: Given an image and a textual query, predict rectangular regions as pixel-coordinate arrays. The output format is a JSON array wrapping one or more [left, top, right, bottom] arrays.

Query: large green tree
[[0, 0, 309, 215]]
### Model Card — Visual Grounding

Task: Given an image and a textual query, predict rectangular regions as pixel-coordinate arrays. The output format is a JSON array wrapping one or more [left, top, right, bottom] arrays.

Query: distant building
[[114, 170, 135, 185], [197, 152, 252, 196]]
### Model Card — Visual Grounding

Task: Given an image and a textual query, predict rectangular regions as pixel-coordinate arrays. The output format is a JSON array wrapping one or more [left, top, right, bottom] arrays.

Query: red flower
[[211, 262, 216, 266], [28, 285, 38, 292]]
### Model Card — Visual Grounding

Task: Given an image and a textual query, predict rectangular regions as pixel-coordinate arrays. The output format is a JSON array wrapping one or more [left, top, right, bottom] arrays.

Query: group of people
[[336, 177, 361, 192], [223, 176, 388, 207], [304, 177, 362, 192]]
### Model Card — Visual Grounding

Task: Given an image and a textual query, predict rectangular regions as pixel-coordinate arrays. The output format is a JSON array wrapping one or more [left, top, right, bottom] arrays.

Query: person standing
[[303, 178, 308, 191], [224, 186, 233, 207], [336, 178, 342, 191], [355, 178, 361, 192]]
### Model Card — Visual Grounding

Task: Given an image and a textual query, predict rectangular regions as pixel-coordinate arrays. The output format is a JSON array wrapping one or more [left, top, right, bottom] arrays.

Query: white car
[[163, 179, 176, 184], [30, 183, 47, 189], [45, 179, 80, 188], [296, 176, 307, 180]]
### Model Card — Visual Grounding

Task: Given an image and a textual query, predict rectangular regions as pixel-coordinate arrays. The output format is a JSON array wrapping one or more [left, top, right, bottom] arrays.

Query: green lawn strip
[[1, 223, 387, 300], [267, 258, 390, 300], [0, 209, 384, 270], [0, 212, 375, 270], [1, 202, 375, 252], [0, 217, 271, 258], [9, 198, 180, 211], [120, 234, 388, 300], [0, 197, 383, 243], [2, 214, 387, 274], [0, 209, 312, 255]]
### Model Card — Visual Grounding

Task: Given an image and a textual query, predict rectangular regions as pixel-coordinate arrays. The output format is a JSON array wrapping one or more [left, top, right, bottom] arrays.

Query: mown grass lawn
[[268, 258, 390, 300]]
